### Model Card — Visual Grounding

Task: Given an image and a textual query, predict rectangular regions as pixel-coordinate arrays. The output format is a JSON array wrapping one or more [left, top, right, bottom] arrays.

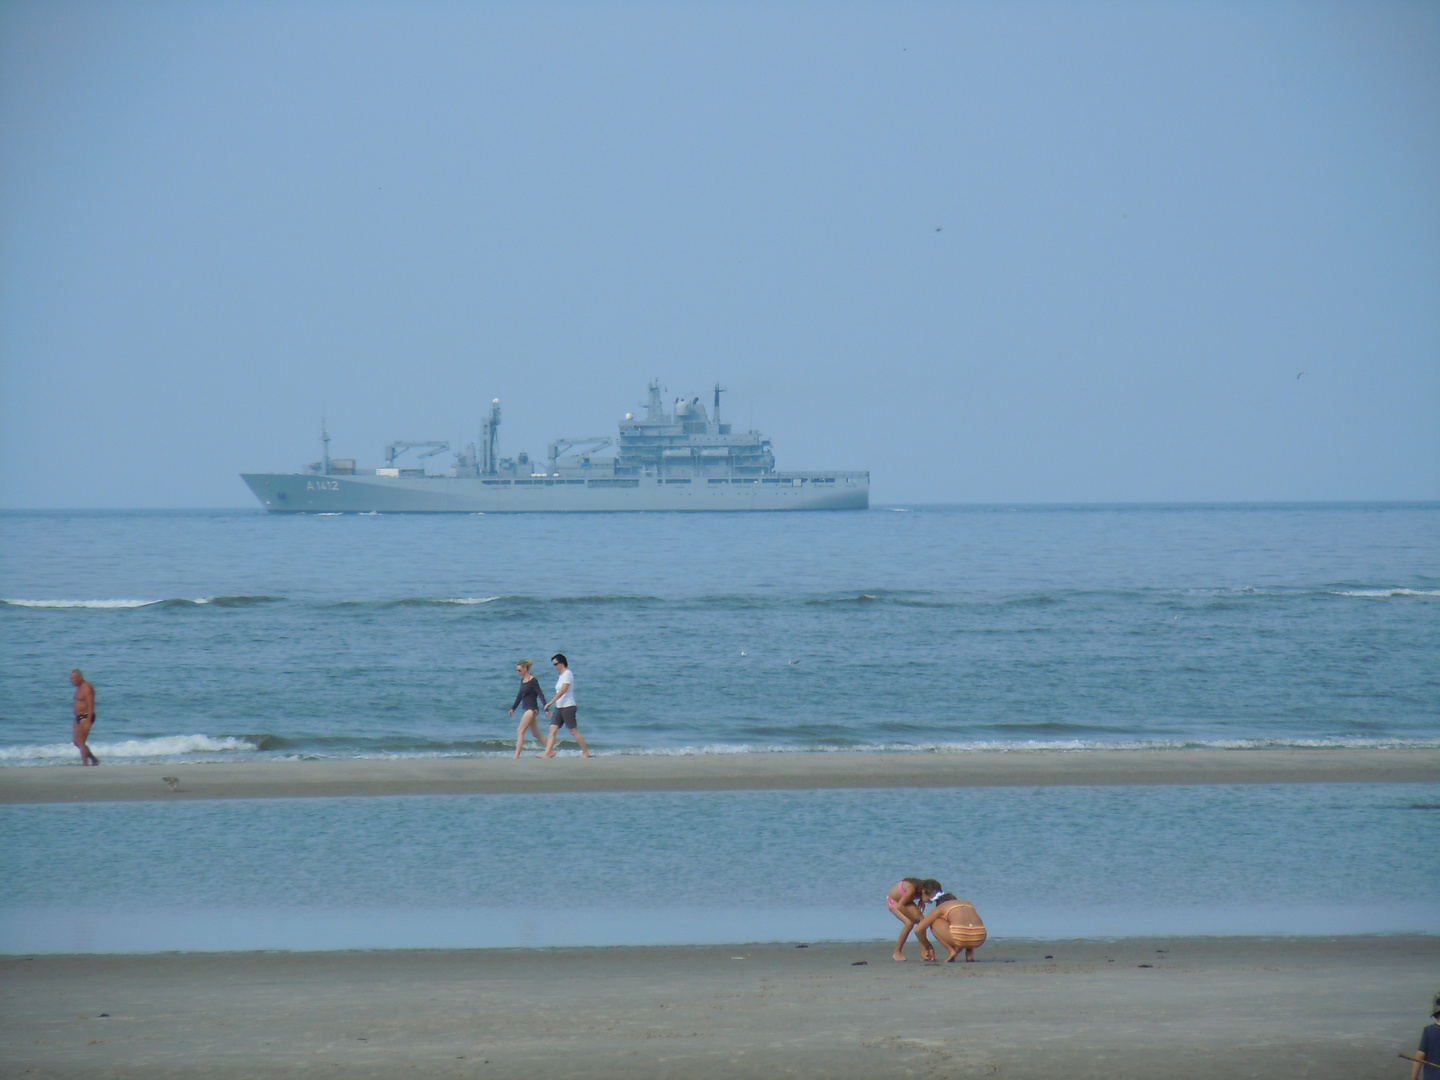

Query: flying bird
[[1297, 372, 1305, 379]]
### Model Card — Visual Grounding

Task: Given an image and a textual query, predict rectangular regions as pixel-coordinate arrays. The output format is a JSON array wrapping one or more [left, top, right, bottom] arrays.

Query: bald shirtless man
[[71, 669, 99, 766]]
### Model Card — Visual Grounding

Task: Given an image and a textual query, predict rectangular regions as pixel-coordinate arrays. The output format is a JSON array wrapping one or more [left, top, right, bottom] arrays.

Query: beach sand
[[2, 935, 1433, 1078], [3, 746, 1438, 803]]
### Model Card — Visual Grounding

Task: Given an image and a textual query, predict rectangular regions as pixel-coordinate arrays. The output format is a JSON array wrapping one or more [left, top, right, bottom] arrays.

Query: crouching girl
[[916, 892, 986, 962], [885, 877, 941, 962]]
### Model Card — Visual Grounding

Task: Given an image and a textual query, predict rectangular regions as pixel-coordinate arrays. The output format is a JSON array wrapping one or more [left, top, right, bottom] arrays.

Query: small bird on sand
[[162, 776, 179, 791]]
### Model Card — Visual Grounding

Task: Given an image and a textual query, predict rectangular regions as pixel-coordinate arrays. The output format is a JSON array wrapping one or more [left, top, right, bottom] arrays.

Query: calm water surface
[[2, 783, 1435, 952]]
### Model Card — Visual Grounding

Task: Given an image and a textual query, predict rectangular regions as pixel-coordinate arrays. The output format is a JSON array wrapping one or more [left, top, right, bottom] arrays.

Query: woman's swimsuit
[[886, 880, 910, 911], [511, 678, 542, 713], [932, 898, 986, 949], [949, 924, 987, 949]]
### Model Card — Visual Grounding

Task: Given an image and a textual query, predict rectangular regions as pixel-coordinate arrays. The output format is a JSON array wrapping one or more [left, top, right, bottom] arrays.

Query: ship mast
[[481, 399, 501, 476], [646, 380, 667, 422]]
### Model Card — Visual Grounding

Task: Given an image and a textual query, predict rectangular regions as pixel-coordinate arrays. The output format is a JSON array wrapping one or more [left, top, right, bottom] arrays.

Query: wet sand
[[1, 746, 1437, 803], [3, 936, 1433, 1078]]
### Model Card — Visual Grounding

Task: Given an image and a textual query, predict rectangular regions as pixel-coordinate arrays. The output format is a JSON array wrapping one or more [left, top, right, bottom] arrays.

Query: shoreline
[[4, 936, 1434, 1078], [8, 929, 1438, 958], [2, 746, 1437, 803]]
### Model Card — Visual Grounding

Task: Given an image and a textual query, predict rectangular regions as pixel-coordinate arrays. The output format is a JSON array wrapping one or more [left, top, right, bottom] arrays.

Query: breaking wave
[[1325, 588, 1440, 598], [0, 734, 260, 763], [1, 599, 161, 609], [609, 735, 1440, 756], [9, 732, 1435, 766], [5, 586, 1436, 616], [1, 596, 278, 610], [387, 596, 502, 607]]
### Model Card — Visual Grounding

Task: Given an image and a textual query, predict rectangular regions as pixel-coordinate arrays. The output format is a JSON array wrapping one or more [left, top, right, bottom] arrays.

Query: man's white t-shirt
[[554, 668, 575, 708]]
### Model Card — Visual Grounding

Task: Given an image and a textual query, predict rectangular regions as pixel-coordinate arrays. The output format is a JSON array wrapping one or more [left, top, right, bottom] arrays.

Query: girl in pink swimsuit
[[885, 877, 941, 962]]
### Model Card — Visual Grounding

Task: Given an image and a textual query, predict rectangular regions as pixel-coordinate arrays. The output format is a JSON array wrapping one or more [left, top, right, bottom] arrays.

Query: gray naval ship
[[241, 382, 868, 512]]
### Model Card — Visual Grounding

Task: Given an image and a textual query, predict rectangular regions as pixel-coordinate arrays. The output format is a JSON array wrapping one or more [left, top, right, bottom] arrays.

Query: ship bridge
[[572, 381, 775, 479]]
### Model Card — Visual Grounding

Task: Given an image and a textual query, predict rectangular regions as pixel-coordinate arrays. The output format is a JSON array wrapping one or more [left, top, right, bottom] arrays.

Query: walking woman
[[509, 660, 547, 758], [541, 653, 591, 758]]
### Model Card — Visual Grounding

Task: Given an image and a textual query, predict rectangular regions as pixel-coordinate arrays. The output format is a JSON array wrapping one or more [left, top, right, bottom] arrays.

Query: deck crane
[[384, 441, 450, 469]]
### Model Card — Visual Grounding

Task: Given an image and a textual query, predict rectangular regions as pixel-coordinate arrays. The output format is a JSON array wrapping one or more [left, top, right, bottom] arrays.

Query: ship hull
[[240, 472, 869, 512]]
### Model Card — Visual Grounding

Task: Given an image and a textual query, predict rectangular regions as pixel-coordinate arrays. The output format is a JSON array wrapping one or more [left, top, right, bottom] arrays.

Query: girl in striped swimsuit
[[916, 892, 987, 962]]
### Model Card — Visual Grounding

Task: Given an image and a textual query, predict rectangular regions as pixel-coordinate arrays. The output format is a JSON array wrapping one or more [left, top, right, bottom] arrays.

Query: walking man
[[541, 653, 591, 758], [71, 668, 99, 766]]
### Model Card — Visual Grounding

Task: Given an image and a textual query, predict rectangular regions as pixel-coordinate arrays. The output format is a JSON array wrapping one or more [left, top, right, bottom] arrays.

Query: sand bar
[[4, 935, 1435, 1078], [1, 747, 1437, 803]]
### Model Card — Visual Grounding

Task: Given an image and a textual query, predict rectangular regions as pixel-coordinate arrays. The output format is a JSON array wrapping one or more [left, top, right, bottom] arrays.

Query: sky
[[0, 0, 1436, 508]]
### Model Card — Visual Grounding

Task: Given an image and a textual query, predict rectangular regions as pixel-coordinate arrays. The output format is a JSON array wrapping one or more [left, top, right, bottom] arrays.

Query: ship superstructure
[[241, 382, 868, 512]]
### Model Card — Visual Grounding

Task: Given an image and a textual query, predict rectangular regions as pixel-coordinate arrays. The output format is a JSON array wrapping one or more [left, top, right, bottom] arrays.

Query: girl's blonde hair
[[517, 659, 533, 672]]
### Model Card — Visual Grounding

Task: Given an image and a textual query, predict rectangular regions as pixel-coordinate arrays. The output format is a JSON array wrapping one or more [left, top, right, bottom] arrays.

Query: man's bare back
[[70, 669, 99, 766]]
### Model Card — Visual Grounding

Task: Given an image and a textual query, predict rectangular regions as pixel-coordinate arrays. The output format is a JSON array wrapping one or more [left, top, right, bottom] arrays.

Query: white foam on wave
[[438, 597, 501, 605], [0, 734, 259, 763], [3, 598, 158, 609], [5, 735, 1434, 767], [2, 598, 219, 609], [609, 735, 1440, 756], [1326, 588, 1440, 598]]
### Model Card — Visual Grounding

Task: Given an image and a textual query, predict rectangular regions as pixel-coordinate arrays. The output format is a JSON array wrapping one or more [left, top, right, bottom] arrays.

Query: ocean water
[[2, 783, 1436, 953], [1, 504, 1436, 762], [2, 504, 1436, 952]]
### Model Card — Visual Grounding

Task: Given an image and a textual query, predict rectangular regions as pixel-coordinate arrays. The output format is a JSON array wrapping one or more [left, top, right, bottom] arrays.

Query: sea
[[1, 504, 1437, 951]]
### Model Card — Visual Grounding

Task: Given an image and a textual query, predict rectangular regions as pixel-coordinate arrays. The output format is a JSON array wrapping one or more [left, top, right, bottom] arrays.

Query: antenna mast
[[321, 418, 331, 476], [481, 399, 501, 476]]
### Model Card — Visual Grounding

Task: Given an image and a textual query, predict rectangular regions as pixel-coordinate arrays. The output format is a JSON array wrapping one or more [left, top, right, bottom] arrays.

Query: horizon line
[[3, 499, 1438, 513]]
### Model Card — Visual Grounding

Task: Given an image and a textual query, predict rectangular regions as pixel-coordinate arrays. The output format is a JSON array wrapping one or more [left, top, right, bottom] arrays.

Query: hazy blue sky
[[1, 1, 1436, 507]]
